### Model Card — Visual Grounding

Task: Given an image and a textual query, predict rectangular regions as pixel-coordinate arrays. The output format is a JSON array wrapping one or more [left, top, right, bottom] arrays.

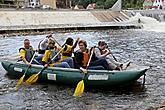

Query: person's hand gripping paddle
[[73, 47, 95, 97]]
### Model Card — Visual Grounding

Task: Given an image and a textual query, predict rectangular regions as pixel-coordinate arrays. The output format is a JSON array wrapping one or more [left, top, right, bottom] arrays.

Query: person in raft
[[94, 41, 123, 70], [19, 39, 40, 65], [95, 41, 131, 70], [42, 38, 74, 68], [36, 34, 53, 62], [59, 37, 79, 66], [74, 40, 111, 70]]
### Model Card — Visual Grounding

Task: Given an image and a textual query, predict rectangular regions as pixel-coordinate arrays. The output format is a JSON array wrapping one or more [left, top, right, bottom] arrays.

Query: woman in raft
[[42, 38, 74, 68]]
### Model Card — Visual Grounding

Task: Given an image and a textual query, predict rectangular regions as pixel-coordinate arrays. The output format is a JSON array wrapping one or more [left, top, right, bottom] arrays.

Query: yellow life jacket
[[42, 47, 61, 67], [19, 46, 34, 62], [62, 45, 73, 56], [60, 45, 73, 61]]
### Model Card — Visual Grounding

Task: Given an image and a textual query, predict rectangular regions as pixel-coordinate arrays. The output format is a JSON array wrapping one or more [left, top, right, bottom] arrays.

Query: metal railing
[[0, 4, 17, 8]]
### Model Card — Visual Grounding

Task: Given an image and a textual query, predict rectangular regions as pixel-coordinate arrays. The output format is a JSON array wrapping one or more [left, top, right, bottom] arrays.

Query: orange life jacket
[[82, 48, 90, 67]]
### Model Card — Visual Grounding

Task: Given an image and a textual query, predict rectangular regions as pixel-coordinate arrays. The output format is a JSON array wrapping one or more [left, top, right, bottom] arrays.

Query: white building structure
[[153, 0, 163, 9], [26, 0, 40, 8]]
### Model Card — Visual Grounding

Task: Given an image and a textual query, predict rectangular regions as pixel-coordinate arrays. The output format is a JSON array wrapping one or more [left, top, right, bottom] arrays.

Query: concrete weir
[[127, 9, 165, 22], [0, 10, 141, 35]]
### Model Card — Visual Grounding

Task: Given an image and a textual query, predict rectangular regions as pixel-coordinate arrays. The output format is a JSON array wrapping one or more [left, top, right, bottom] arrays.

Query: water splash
[[126, 13, 165, 33]]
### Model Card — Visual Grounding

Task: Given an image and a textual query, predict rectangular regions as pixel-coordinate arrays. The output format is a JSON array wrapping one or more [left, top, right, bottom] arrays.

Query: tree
[[0, 0, 4, 4], [123, 0, 145, 9], [71, 0, 145, 9], [104, 0, 116, 9], [96, 0, 105, 9]]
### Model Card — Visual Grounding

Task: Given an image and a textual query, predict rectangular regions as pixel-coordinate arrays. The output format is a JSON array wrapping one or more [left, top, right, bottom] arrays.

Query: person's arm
[[104, 48, 111, 54], [40, 38, 48, 50], [72, 37, 80, 50], [20, 49, 30, 64], [42, 50, 50, 65], [94, 48, 109, 58]]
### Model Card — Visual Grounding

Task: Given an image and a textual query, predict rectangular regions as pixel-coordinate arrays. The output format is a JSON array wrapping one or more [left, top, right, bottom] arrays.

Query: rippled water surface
[[0, 29, 164, 110]]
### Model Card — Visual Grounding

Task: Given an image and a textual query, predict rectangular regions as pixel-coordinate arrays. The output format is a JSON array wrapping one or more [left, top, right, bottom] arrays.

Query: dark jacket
[[73, 48, 98, 69]]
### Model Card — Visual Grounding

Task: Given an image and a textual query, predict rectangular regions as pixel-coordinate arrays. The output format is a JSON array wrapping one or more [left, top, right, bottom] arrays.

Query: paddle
[[105, 44, 118, 62], [99, 39, 118, 62], [73, 47, 95, 97], [106, 45, 131, 70], [16, 52, 36, 90], [53, 38, 62, 47], [111, 53, 117, 62], [26, 46, 65, 84]]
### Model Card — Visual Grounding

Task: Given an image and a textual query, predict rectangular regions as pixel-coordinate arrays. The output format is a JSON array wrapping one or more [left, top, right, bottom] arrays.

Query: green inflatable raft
[[1, 60, 149, 87]]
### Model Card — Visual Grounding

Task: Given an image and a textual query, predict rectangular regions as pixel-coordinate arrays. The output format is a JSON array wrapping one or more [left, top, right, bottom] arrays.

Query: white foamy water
[[126, 13, 165, 33], [143, 22, 165, 33]]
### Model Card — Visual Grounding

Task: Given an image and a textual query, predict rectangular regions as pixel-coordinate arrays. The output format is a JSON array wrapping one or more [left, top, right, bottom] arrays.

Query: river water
[[0, 29, 164, 110]]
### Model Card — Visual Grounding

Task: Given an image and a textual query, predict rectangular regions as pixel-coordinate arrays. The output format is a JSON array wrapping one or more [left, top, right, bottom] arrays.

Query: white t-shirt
[[38, 38, 49, 50]]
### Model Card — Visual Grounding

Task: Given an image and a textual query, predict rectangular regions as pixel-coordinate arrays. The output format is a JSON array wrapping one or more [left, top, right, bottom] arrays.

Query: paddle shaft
[[82, 47, 95, 79], [48, 46, 65, 64], [48, 35, 62, 48], [86, 47, 95, 69], [100, 36, 118, 62], [38, 46, 65, 74], [53, 38, 62, 47], [24, 52, 36, 74], [111, 53, 117, 62], [106, 47, 118, 62], [26, 46, 65, 84], [16, 52, 37, 89], [40, 46, 65, 72]]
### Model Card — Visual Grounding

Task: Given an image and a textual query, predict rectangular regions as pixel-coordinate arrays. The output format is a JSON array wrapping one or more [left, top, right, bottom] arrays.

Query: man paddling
[[19, 39, 39, 65]]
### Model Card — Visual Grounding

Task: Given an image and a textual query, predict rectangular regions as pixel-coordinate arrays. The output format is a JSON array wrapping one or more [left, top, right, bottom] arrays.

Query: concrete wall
[[0, 11, 100, 27], [127, 9, 165, 22], [0, 10, 138, 31]]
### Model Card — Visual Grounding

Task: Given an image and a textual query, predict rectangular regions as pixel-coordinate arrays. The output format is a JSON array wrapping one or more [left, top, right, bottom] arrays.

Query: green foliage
[[96, 1, 105, 9], [0, 0, 4, 4], [123, 0, 145, 9], [71, 0, 145, 9], [104, 0, 116, 9]]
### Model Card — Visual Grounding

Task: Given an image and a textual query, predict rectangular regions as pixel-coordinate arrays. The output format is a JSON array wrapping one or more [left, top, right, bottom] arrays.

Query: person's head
[[65, 37, 73, 46], [78, 40, 87, 52], [46, 34, 53, 38], [24, 39, 30, 49], [48, 38, 55, 49], [98, 41, 106, 50]]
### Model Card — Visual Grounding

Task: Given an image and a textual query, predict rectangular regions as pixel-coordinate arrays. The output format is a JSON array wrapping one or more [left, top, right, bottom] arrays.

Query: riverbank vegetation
[[0, 0, 4, 4], [0, 0, 144, 9], [71, 0, 144, 9], [123, 0, 144, 9]]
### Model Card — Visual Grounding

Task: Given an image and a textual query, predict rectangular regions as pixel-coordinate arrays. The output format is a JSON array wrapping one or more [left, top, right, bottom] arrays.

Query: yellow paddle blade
[[28, 75, 38, 84], [16, 75, 25, 90], [26, 73, 39, 84], [73, 80, 84, 97], [26, 75, 38, 85]]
